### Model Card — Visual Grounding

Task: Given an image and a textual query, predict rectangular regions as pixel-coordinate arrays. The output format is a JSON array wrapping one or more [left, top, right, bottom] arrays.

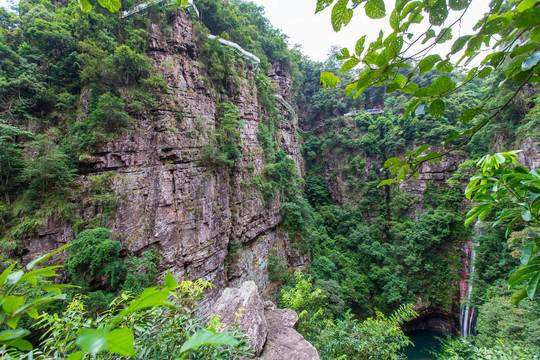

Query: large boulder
[[211, 281, 267, 356], [210, 281, 321, 359], [259, 301, 320, 360]]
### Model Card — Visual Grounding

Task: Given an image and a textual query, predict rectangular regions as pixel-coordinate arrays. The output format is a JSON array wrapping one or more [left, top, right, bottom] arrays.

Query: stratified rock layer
[[25, 9, 306, 309]]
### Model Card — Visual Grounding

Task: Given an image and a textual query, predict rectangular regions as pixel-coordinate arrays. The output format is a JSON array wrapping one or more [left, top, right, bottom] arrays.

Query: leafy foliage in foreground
[[464, 151, 540, 303], [280, 272, 417, 360], [1, 248, 253, 359]]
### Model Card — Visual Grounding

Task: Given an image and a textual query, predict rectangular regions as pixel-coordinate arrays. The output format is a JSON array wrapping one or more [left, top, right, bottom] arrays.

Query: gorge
[[0, 0, 539, 358]]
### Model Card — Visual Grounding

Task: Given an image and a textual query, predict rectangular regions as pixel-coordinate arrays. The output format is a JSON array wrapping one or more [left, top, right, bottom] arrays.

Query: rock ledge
[[211, 281, 320, 359]]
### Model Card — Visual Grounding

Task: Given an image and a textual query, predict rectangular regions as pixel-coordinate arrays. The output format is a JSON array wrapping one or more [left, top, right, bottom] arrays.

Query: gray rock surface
[[22, 9, 308, 311], [259, 301, 321, 360], [211, 281, 267, 356], [211, 281, 320, 360]]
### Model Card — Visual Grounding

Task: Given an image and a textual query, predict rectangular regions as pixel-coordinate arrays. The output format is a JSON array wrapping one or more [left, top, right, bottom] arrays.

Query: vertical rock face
[[25, 10, 306, 305]]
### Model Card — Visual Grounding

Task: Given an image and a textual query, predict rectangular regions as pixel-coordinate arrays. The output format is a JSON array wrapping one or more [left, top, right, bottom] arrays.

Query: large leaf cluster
[[464, 151, 540, 304], [317, 0, 540, 181]]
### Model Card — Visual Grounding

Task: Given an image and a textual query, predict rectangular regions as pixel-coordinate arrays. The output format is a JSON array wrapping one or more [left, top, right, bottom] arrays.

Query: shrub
[[65, 228, 124, 288], [267, 254, 291, 285]]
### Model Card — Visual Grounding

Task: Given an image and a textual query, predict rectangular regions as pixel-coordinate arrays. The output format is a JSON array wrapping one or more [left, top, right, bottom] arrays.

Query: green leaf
[[26, 244, 69, 270], [2, 296, 26, 315], [355, 36, 366, 56], [106, 328, 136, 356], [336, 48, 350, 60], [428, 0, 448, 26], [509, 265, 540, 287], [531, 26, 540, 43], [459, 108, 484, 123], [419, 54, 442, 74], [415, 144, 430, 156], [436, 27, 452, 43], [514, 7, 540, 30], [126, 287, 170, 313], [97, 0, 121, 11], [404, 98, 420, 118], [0, 329, 29, 342], [8, 338, 32, 351], [66, 351, 84, 360], [402, 82, 418, 94], [511, 43, 537, 58], [516, 0, 537, 12], [331, 0, 353, 32], [320, 72, 341, 88], [384, 157, 403, 169], [7, 315, 21, 329], [436, 60, 453, 73], [26, 308, 39, 319], [481, 17, 511, 36], [77, 328, 108, 355], [341, 57, 360, 73], [316, 0, 334, 13], [514, 68, 534, 86], [179, 330, 239, 354], [449, 0, 468, 10], [488, 52, 505, 68], [522, 51, 540, 71], [6, 270, 24, 285], [443, 131, 460, 148], [422, 29, 436, 44], [79, 0, 92, 12], [389, 9, 400, 31], [465, 35, 485, 54], [394, 74, 407, 88], [505, 216, 519, 238], [397, 165, 409, 181], [428, 99, 445, 118], [521, 242, 536, 265], [164, 270, 179, 291], [378, 178, 398, 187], [365, 0, 386, 19], [451, 35, 472, 54], [477, 66, 493, 78], [345, 82, 358, 96], [428, 76, 455, 96], [0, 264, 15, 288], [511, 288, 527, 305]]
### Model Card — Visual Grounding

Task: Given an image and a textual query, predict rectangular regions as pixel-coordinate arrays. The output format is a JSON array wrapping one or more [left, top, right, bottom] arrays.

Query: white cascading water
[[459, 221, 482, 338]]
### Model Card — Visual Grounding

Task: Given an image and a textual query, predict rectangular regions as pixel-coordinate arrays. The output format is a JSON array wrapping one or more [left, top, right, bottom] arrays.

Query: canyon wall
[[24, 10, 306, 308]]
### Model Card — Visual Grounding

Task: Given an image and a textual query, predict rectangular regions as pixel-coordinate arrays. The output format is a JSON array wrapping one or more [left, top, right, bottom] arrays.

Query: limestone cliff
[[25, 9, 306, 308]]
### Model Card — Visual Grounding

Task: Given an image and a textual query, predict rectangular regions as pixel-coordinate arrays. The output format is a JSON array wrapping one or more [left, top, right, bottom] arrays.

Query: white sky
[[0, 0, 491, 62], [251, 0, 491, 62]]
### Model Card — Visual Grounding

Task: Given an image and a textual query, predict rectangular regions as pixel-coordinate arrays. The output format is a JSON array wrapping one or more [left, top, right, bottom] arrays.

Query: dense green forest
[[0, 0, 539, 358]]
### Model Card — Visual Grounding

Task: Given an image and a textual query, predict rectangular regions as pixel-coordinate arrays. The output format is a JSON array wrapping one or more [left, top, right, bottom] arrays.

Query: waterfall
[[459, 221, 482, 338]]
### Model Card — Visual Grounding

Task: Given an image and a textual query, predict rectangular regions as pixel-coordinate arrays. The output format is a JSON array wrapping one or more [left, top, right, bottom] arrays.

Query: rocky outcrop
[[24, 9, 307, 310], [259, 301, 320, 360], [211, 281, 267, 356], [211, 281, 321, 360]]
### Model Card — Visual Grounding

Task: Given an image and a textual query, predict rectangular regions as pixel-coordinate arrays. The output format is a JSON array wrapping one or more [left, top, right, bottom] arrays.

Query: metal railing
[[206, 34, 260, 69]]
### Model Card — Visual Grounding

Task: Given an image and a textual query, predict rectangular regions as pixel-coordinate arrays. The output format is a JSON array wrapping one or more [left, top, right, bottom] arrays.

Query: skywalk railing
[[206, 34, 260, 70]]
